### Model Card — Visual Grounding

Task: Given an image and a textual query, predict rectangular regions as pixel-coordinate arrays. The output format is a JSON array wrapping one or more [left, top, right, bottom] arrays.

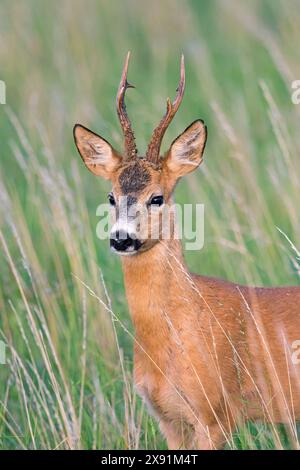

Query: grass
[[0, 0, 300, 449]]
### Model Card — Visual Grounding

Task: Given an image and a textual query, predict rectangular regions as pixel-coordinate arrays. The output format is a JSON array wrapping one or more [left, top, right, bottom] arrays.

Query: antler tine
[[146, 55, 185, 164], [116, 51, 138, 159]]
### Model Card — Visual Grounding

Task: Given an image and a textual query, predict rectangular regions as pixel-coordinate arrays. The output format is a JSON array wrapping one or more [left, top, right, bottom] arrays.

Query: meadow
[[0, 0, 300, 449]]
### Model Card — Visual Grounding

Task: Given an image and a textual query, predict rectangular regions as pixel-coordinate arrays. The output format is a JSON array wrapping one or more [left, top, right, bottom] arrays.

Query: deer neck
[[121, 238, 191, 343]]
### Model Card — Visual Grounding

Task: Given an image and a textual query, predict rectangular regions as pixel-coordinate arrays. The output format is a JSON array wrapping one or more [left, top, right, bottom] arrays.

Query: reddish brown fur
[[122, 237, 300, 448]]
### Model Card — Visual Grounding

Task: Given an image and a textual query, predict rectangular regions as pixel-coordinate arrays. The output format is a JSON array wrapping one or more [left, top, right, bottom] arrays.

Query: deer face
[[74, 54, 207, 256]]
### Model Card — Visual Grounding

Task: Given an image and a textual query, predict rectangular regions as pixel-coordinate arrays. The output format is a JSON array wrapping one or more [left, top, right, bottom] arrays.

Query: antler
[[116, 51, 138, 160], [146, 55, 185, 165]]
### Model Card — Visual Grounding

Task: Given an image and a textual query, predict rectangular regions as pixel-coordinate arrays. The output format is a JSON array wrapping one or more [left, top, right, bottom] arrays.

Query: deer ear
[[163, 120, 207, 181], [73, 124, 122, 179]]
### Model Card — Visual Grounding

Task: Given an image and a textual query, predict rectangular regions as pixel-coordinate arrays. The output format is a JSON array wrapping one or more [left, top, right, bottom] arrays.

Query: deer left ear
[[73, 124, 122, 180], [163, 120, 207, 180]]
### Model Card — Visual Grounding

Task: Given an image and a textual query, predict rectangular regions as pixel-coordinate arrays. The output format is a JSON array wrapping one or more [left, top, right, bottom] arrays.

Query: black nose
[[110, 230, 141, 252]]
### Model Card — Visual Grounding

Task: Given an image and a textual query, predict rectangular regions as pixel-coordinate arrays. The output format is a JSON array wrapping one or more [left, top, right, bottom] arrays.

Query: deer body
[[122, 231, 300, 448], [74, 53, 300, 449]]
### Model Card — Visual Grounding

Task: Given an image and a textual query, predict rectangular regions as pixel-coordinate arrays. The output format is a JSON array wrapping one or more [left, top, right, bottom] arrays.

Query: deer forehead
[[113, 160, 162, 197]]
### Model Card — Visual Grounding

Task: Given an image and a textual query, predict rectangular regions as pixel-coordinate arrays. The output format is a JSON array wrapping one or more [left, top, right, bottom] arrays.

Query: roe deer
[[74, 53, 300, 449]]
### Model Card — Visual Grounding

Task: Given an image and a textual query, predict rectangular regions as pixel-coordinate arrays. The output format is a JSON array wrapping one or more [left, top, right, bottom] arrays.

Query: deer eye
[[108, 193, 116, 206], [149, 195, 164, 207]]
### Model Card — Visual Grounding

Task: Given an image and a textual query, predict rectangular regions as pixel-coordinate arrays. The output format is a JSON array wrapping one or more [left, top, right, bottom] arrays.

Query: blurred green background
[[0, 0, 300, 449]]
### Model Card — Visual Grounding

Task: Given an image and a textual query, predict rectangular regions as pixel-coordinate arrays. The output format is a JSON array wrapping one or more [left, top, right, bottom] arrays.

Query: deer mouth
[[110, 237, 142, 255]]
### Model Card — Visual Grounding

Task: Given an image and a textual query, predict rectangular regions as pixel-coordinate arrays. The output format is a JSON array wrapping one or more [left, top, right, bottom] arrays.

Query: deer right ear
[[73, 124, 122, 179], [163, 120, 207, 182]]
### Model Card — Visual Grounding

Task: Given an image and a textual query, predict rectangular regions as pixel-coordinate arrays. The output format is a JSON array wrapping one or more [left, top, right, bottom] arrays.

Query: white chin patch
[[110, 246, 137, 256]]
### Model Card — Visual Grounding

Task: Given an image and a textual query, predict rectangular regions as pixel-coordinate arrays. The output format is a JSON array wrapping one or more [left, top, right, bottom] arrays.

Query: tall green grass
[[0, 0, 300, 449]]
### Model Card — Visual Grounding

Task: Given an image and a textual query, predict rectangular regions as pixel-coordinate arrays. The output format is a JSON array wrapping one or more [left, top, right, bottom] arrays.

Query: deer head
[[74, 52, 207, 255]]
